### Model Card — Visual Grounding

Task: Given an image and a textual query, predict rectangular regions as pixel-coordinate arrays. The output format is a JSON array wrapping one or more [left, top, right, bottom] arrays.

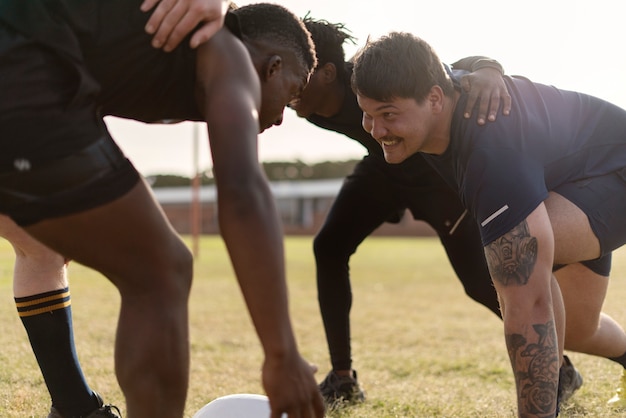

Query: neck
[[316, 80, 346, 118], [423, 92, 459, 155]]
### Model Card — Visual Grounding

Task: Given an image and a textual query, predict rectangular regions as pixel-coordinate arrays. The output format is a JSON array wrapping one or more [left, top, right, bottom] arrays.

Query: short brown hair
[[351, 32, 454, 103]]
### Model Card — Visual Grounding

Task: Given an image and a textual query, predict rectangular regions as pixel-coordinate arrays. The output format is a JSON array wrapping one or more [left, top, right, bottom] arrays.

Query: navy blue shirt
[[424, 75, 626, 246]]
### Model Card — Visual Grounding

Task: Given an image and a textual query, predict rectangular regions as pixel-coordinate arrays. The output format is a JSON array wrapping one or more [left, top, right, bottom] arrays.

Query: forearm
[[451, 56, 504, 75], [217, 178, 299, 358]]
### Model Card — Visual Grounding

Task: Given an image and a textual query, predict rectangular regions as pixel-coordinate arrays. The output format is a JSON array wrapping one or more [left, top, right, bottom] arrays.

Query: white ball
[[193, 394, 286, 418]]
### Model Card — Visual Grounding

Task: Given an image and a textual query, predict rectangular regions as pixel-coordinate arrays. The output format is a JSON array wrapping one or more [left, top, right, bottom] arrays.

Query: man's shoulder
[[195, 27, 250, 84]]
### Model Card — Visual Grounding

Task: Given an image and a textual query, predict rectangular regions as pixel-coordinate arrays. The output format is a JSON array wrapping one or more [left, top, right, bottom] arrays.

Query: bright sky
[[106, 0, 626, 177]]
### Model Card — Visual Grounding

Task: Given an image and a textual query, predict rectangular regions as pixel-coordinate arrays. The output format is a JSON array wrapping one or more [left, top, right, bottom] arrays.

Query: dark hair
[[232, 3, 317, 73], [302, 14, 356, 82], [351, 32, 454, 103]]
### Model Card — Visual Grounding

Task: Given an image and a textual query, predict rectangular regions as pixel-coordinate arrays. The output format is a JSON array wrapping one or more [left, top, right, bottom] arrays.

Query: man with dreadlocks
[[289, 17, 583, 408]]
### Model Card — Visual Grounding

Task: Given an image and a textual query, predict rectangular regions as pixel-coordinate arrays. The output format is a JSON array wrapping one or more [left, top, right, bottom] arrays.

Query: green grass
[[0, 236, 625, 417]]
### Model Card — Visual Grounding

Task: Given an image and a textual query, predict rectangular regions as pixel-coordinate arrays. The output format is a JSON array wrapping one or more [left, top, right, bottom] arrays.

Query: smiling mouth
[[381, 137, 401, 146]]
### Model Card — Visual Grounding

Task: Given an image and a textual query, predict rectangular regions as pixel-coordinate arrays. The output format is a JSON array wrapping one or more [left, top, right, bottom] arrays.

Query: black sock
[[609, 351, 626, 369], [16, 287, 99, 417]]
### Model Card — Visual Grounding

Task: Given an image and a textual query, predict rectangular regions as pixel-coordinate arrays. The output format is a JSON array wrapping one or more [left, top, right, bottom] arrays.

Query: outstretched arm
[[484, 204, 564, 417], [194, 31, 324, 418], [141, 0, 229, 51], [451, 56, 512, 125]]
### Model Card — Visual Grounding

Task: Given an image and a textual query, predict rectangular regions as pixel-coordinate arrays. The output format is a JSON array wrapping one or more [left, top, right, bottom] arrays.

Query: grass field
[[0, 236, 625, 417]]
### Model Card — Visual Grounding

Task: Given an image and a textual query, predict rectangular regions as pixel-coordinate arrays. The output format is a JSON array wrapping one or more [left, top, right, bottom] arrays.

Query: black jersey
[[0, 0, 242, 123], [88, 6, 241, 123]]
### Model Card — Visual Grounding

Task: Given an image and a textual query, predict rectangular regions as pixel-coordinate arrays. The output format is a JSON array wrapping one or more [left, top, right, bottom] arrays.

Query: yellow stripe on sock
[[17, 301, 72, 317], [15, 290, 71, 308]]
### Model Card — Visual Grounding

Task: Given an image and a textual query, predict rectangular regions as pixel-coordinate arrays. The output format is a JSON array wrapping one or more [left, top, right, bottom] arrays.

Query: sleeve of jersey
[[462, 147, 549, 247]]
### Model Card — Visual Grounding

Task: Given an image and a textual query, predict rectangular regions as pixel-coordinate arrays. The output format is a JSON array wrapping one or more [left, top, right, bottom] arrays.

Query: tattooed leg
[[485, 220, 537, 287], [485, 219, 560, 417], [507, 321, 559, 417]]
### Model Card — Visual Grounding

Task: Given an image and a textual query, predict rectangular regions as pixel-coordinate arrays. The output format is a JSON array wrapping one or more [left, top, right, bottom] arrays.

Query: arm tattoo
[[485, 220, 538, 286], [506, 320, 559, 417]]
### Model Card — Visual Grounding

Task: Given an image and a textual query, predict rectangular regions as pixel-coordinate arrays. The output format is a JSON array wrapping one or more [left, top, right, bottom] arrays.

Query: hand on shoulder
[[141, 0, 229, 52]]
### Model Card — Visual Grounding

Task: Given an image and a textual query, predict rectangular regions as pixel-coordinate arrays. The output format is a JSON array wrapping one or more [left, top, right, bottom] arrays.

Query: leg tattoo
[[507, 320, 559, 417], [485, 220, 537, 286]]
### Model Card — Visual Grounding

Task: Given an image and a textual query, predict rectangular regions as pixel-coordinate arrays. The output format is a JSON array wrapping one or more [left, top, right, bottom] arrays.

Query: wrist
[[471, 58, 504, 75]]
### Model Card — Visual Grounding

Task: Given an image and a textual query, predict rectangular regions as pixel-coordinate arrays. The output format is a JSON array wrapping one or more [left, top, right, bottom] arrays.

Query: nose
[[365, 117, 386, 140], [273, 113, 284, 127], [288, 98, 300, 109]]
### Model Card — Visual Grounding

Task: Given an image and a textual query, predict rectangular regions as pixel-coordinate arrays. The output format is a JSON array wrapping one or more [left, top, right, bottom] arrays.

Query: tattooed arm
[[484, 204, 565, 418]]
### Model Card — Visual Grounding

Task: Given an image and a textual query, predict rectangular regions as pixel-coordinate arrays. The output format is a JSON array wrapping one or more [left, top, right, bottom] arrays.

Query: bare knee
[[116, 238, 193, 304], [157, 241, 193, 299]]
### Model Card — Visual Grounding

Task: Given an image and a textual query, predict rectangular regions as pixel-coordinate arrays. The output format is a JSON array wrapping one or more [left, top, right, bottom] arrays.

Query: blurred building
[[153, 179, 436, 236]]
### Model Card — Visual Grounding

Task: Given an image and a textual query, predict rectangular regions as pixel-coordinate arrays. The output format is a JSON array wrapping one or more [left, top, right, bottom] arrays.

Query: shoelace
[[101, 404, 122, 418]]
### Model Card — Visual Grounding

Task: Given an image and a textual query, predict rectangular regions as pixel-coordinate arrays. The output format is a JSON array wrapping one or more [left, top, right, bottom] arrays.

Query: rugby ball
[[192, 394, 286, 418]]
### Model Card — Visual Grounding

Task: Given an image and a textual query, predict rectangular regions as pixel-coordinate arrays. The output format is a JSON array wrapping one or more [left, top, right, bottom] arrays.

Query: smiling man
[[289, 16, 511, 407], [352, 31, 626, 417]]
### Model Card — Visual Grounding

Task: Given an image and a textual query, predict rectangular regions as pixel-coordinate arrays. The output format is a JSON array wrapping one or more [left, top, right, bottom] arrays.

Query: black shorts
[[0, 21, 140, 226], [553, 253, 612, 277]]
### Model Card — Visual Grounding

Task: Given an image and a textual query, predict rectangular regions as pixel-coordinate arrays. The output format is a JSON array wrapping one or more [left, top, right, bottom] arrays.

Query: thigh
[[0, 214, 27, 243], [550, 170, 626, 261], [0, 214, 57, 259], [25, 179, 189, 290], [554, 263, 607, 331], [0, 213, 68, 297], [544, 191, 600, 264]]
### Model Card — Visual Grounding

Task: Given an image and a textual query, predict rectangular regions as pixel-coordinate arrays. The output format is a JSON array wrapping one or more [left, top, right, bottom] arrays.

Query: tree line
[[148, 159, 359, 188]]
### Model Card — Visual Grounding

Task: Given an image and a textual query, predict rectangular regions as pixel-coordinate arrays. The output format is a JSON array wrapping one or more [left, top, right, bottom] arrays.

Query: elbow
[[217, 175, 273, 218]]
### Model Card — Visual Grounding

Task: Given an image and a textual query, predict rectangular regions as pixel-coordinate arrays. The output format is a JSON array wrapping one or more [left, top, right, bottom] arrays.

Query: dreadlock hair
[[232, 3, 317, 74], [302, 13, 356, 83]]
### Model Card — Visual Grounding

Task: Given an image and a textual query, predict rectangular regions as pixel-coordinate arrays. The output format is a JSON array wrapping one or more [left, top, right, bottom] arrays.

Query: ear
[[319, 62, 337, 84], [263, 55, 283, 81], [428, 85, 445, 114]]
